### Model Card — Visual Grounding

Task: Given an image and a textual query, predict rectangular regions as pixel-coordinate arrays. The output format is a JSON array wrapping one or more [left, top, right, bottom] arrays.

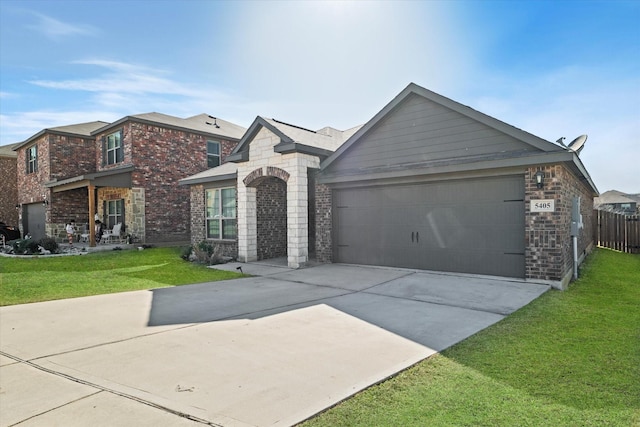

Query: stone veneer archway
[[238, 159, 317, 268]]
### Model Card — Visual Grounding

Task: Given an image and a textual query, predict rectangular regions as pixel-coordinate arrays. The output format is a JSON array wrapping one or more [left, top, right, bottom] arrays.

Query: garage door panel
[[419, 248, 524, 277], [333, 176, 525, 278]]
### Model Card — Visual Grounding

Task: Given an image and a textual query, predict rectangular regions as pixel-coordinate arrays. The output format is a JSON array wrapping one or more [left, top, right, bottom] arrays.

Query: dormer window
[[26, 145, 37, 174], [103, 130, 124, 165], [207, 140, 220, 168]]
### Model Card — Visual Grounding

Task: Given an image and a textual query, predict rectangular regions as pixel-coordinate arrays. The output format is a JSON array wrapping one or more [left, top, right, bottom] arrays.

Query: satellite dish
[[567, 134, 588, 154]]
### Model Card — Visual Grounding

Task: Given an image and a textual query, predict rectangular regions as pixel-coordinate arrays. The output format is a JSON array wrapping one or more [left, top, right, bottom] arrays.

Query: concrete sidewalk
[[0, 262, 549, 427]]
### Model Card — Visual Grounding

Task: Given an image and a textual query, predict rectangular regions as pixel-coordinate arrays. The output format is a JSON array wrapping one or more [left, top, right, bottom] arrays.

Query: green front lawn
[[0, 247, 242, 306], [303, 248, 640, 426]]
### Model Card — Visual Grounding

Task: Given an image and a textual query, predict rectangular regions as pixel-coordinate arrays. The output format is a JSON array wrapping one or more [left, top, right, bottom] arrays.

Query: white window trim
[[106, 131, 123, 165], [27, 145, 37, 174], [206, 187, 237, 240]]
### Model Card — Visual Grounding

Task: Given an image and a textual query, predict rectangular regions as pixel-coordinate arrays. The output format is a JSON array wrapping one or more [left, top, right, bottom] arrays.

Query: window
[[26, 145, 37, 174], [207, 140, 220, 168], [104, 130, 124, 165], [105, 199, 124, 229], [206, 188, 236, 239]]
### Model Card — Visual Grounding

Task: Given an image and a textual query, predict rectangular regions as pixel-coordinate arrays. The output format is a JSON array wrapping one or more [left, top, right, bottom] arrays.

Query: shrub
[[187, 241, 226, 265], [180, 245, 193, 261], [12, 238, 39, 254], [38, 237, 59, 253], [197, 240, 215, 256]]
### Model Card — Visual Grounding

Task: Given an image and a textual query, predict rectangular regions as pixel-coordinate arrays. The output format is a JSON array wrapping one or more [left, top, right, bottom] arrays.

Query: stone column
[[237, 180, 258, 262]]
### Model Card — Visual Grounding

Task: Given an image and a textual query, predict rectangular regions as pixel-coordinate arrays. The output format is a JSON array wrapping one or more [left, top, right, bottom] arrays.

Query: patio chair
[[102, 223, 123, 244], [80, 223, 90, 243]]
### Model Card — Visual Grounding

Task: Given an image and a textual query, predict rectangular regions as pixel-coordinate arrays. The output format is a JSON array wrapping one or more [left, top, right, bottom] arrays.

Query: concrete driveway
[[0, 261, 549, 427]]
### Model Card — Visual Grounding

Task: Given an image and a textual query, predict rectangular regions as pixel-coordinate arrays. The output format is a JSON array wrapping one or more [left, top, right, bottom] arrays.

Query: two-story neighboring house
[[14, 113, 245, 244], [14, 121, 108, 241], [0, 142, 20, 228]]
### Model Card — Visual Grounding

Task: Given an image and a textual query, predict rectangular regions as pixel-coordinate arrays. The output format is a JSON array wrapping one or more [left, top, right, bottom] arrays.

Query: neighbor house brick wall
[[47, 188, 92, 240], [256, 177, 287, 260], [49, 135, 96, 180], [525, 164, 594, 286], [314, 183, 332, 262], [94, 121, 238, 243], [0, 155, 18, 226], [16, 136, 51, 234]]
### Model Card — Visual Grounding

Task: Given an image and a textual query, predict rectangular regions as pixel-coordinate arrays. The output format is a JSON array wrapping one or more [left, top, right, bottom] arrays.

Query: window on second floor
[[103, 130, 124, 165], [207, 140, 220, 168], [26, 145, 37, 174]]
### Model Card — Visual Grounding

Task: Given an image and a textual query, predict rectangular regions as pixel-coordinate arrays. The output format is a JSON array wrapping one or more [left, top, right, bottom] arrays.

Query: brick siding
[[256, 177, 287, 260], [16, 136, 50, 208], [48, 188, 92, 238], [50, 135, 96, 180], [190, 184, 206, 244], [94, 121, 238, 243], [314, 183, 332, 262], [0, 156, 18, 226], [525, 164, 594, 284]]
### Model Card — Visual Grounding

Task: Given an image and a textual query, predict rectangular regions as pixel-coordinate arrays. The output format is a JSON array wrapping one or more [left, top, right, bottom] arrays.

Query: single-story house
[[182, 82, 599, 289], [594, 190, 639, 214]]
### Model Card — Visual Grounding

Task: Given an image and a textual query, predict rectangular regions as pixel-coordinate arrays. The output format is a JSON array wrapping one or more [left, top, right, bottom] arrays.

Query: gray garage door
[[23, 202, 46, 241], [333, 176, 525, 278]]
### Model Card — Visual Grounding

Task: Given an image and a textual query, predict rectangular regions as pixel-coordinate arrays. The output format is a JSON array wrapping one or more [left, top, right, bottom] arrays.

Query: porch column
[[237, 182, 258, 262], [88, 183, 96, 247], [287, 164, 309, 268]]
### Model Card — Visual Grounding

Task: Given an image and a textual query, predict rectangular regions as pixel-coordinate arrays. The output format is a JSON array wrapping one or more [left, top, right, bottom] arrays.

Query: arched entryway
[[255, 176, 287, 260], [241, 166, 292, 263]]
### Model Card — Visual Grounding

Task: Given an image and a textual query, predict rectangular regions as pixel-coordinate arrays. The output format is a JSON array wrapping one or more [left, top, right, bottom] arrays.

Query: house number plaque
[[530, 199, 555, 212]]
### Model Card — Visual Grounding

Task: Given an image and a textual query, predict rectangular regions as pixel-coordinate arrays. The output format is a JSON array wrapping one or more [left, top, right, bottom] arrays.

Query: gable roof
[[595, 190, 638, 206], [318, 82, 598, 195], [13, 121, 109, 150], [321, 83, 564, 171], [0, 142, 20, 158], [178, 161, 238, 186], [227, 116, 360, 162], [92, 113, 246, 140]]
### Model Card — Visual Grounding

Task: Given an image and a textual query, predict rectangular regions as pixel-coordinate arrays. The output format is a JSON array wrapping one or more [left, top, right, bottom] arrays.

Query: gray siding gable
[[326, 91, 549, 174], [320, 83, 566, 175]]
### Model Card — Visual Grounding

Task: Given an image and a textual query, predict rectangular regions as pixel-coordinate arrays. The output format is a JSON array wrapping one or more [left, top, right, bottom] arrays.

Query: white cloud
[[0, 91, 19, 99], [29, 59, 201, 97], [27, 12, 98, 40], [0, 110, 119, 145], [0, 59, 262, 145]]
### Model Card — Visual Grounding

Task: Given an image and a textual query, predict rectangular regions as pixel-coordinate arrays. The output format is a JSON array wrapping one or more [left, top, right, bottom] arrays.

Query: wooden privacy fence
[[593, 210, 640, 254]]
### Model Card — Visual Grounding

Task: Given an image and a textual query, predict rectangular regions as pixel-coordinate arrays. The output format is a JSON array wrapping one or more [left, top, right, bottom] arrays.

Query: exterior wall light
[[15, 204, 21, 210], [42, 198, 49, 207], [535, 170, 545, 189]]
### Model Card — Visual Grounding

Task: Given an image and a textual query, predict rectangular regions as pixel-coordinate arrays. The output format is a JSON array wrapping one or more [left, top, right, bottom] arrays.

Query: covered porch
[[44, 166, 143, 247]]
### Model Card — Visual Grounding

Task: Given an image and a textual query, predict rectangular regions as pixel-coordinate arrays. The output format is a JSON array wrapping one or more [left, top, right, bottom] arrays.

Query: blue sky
[[1, 0, 638, 193]]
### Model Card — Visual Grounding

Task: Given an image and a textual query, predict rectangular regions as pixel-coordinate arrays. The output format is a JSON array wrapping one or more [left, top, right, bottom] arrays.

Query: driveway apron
[[0, 262, 549, 427]]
